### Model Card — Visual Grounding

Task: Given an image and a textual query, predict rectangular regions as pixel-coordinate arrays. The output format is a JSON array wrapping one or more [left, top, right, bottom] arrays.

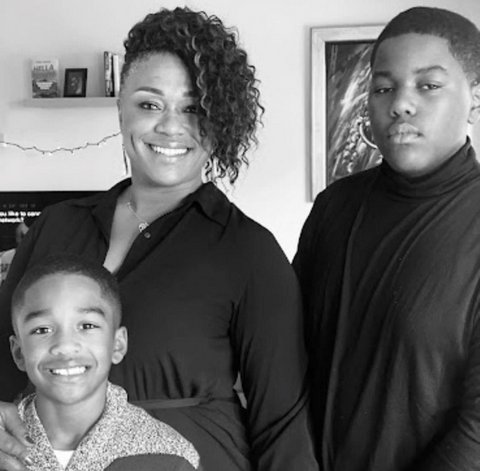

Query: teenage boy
[[294, 7, 480, 471], [9, 255, 200, 471]]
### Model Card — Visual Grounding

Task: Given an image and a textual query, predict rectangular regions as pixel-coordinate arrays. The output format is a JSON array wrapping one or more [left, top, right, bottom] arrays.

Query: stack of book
[[103, 51, 124, 97]]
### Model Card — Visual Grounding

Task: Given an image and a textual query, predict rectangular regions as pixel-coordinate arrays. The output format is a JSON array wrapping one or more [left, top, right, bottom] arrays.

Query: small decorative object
[[310, 25, 384, 200], [31, 59, 60, 98], [64, 68, 88, 97]]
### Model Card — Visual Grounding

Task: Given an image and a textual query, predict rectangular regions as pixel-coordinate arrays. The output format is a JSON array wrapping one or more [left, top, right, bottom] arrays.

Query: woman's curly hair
[[122, 7, 264, 184]]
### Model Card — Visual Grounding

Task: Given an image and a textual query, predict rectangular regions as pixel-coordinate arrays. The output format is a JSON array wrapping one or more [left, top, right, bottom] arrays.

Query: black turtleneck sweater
[[294, 140, 480, 471]]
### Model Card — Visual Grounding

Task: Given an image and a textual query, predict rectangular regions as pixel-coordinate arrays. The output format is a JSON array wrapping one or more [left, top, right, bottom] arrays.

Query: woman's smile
[[148, 145, 190, 157]]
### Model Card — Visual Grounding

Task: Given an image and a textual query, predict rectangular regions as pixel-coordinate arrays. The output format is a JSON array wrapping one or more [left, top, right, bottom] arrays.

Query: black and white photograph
[[63, 68, 87, 97], [1, 2, 480, 471]]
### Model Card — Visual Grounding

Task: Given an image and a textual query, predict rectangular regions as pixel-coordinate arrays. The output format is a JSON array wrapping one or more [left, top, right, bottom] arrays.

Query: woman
[[0, 7, 317, 471]]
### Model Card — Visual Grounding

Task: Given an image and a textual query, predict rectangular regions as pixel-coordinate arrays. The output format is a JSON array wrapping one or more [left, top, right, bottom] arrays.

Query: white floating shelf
[[23, 97, 117, 108]]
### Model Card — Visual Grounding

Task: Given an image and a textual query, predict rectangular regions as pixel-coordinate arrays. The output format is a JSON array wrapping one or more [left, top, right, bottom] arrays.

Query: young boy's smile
[[368, 33, 480, 177], [10, 273, 127, 410]]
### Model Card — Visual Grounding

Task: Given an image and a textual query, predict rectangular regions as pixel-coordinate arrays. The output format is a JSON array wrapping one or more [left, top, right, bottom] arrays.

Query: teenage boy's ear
[[468, 79, 480, 125], [9, 335, 26, 371], [112, 326, 128, 365]]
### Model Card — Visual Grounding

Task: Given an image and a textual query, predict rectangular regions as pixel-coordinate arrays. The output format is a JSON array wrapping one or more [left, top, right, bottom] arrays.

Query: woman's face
[[118, 52, 210, 193]]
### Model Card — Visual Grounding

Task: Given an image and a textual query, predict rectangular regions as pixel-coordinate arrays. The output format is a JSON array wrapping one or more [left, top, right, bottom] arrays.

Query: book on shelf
[[103, 51, 124, 97], [104, 51, 113, 97], [31, 59, 60, 98], [112, 53, 124, 97]]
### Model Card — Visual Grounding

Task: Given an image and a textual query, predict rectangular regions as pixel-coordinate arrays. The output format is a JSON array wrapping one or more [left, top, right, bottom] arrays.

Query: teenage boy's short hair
[[11, 254, 122, 325], [370, 7, 480, 81]]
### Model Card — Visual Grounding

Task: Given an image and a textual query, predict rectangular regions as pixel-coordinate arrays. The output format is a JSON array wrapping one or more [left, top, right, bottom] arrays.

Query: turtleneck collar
[[378, 139, 480, 200]]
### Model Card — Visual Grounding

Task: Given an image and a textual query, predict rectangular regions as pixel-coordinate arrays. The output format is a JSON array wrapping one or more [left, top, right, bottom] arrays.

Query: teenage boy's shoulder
[[309, 166, 380, 225]]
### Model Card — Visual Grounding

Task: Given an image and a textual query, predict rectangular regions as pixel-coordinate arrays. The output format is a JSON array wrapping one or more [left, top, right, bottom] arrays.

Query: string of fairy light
[[0, 132, 121, 156]]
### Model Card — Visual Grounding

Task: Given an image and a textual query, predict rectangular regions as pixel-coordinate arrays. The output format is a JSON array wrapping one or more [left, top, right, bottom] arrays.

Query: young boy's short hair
[[370, 6, 480, 80], [11, 254, 122, 327]]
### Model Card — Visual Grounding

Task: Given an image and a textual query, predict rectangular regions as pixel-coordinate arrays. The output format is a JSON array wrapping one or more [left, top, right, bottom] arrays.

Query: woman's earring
[[122, 144, 130, 176]]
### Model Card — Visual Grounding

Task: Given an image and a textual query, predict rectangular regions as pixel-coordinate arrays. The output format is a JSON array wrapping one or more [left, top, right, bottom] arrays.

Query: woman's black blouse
[[0, 180, 317, 471]]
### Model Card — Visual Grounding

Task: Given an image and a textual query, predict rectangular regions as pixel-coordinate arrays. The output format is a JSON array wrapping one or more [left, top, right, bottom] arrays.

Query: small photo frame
[[64, 68, 87, 97], [310, 25, 384, 200]]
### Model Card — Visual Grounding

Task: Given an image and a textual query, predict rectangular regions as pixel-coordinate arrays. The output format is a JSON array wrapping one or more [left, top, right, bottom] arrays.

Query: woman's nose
[[154, 109, 185, 136]]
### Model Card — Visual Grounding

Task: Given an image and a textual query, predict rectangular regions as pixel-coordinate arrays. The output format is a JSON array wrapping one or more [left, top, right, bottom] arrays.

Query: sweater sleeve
[[231, 227, 318, 471]]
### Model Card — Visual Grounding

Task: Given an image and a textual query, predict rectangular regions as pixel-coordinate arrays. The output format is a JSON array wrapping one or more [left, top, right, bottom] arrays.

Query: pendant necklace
[[126, 201, 150, 233]]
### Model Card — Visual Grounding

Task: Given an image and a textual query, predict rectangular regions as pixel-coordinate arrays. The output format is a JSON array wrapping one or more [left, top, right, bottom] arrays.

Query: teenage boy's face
[[368, 33, 480, 177], [10, 273, 127, 408]]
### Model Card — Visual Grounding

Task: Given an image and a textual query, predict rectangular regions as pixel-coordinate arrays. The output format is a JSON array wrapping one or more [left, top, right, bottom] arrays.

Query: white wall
[[2, 0, 479, 259]]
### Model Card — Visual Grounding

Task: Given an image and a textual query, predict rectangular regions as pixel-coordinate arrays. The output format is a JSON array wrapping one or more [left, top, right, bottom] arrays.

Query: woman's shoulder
[[199, 183, 282, 250], [227, 202, 286, 258], [34, 181, 127, 229], [30, 196, 99, 238], [40, 192, 101, 217], [38, 179, 127, 219]]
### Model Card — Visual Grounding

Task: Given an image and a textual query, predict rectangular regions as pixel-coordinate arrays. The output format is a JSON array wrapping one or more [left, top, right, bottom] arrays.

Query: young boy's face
[[10, 273, 127, 408], [368, 33, 480, 177]]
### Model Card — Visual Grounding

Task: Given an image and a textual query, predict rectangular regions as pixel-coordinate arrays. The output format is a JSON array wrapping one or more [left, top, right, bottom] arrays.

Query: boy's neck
[[34, 383, 108, 450]]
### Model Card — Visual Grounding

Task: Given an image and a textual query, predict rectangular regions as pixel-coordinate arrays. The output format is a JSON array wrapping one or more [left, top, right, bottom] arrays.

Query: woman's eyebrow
[[134, 86, 195, 97]]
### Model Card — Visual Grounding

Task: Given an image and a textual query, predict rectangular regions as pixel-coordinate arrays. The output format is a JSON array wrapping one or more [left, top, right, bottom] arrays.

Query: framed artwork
[[310, 25, 384, 200], [64, 68, 88, 97]]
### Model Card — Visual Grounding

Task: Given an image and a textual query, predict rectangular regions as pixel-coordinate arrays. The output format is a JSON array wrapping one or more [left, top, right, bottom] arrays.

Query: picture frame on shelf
[[310, 25, 383, 200], [64, 68, 88, 97]]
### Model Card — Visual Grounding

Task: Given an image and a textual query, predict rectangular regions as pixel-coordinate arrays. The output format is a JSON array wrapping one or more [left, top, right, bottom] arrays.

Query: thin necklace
[[126, 201, 149, 233]]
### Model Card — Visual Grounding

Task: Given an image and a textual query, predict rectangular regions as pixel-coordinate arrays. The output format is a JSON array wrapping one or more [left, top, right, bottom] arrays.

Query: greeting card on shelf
[[31, 59, 60, 98]]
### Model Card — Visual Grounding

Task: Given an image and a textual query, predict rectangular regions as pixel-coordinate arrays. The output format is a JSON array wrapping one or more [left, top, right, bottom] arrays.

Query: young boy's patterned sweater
[[19, 382, 200, 471]]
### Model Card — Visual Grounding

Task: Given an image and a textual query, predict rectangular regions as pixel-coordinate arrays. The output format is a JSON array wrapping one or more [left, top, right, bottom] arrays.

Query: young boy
[[9, 255, 200, 471], [294, 7, 480, 471]]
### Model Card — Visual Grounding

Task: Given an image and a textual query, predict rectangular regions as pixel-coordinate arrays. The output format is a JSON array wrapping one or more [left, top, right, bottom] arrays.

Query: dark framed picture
[[64, 68, 88, 97], [310, 25, 384, 200]]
